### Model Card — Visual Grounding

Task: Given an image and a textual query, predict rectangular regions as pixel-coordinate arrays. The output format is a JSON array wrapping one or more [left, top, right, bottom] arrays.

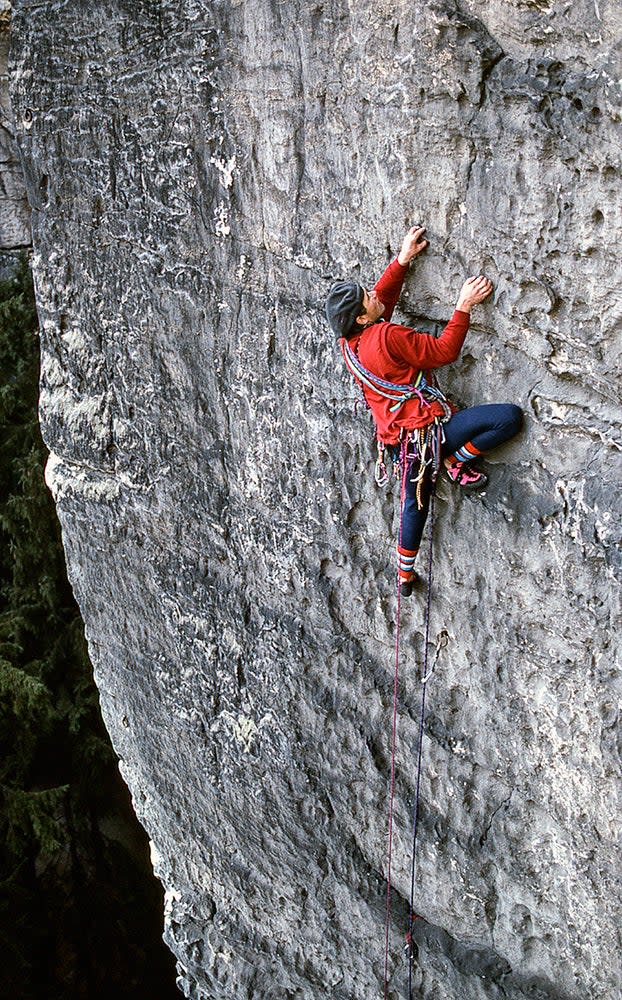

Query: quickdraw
[[376, 421, 445, 505], [405, 421, 445, 509]]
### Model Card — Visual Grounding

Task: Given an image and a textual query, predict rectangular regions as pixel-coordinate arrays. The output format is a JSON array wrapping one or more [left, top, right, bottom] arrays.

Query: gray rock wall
[[10, 1, 621, 998], [0, 0, 29, 249]]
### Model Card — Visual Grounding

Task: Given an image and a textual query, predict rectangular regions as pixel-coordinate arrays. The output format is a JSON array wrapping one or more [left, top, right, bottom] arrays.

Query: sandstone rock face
[[10, 2, 621, 998], [0, 1, 29, 248]]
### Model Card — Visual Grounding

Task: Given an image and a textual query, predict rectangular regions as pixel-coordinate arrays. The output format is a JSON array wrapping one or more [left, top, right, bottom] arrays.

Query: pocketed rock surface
[[0, 0, 29, 248], [10, 2, 621, 998]]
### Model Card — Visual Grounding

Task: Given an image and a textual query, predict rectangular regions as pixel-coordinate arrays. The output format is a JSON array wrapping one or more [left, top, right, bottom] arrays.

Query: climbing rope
[[406, 485, 436, 999], [383, 428, 442, 999], [383, 438, 408, 999]]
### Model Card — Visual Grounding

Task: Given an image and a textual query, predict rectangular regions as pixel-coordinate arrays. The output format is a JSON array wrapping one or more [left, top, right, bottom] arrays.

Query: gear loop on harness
[[390, 419, 445, 510], [375, 441, 389, 487]]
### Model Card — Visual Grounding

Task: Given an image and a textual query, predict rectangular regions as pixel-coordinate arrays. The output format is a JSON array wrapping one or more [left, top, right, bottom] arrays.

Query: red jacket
[[342, 258, 470, 444]]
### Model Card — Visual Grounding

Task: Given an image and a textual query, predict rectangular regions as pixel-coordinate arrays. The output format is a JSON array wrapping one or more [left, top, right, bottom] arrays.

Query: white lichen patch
[[149, 839, 163, 870], [555, 477, 593, 544], [232, 713, 258, 752], [40, 385, 111, 442], [40, 352, 66, 388], [163, 887, 182, 915], [60, 324, 90, 353], [214, 201, 231, 236], [292, 251, 317, 270], [44, 452, 120, 503], [236, 254, 252, 281], [209, 153, 236, 189], [539, 399, 569, 424], [210, 710, 258, 753]]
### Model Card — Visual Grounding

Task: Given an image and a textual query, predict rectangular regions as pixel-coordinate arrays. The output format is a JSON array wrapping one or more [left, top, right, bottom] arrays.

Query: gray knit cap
[[325, 280, 364, 338]]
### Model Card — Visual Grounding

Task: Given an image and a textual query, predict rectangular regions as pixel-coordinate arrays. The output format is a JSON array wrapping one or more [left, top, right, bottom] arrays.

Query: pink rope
[[383, 437, 409, 998]]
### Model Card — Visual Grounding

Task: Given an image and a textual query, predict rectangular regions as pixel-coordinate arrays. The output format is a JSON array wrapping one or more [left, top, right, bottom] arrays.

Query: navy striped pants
[[399, 403, 523, 557]]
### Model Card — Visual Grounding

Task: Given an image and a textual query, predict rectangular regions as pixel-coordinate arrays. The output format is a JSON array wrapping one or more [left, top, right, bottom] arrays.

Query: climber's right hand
[[456, 275, 493, 313], [398, 226, 429, 266]]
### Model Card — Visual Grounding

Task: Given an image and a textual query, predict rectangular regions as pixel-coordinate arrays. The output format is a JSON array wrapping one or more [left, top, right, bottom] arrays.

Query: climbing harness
[[383, 428, 444, 1000], [340, 337, 452, 490], [376, 419, 448, 494]]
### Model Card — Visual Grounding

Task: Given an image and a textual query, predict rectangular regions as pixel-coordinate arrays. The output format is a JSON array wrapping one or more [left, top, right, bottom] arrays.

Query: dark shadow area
[[0, 254, 180, 999]]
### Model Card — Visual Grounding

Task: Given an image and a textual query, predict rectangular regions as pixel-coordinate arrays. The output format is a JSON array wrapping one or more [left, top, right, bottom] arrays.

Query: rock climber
[[325, 225, 523, 596]]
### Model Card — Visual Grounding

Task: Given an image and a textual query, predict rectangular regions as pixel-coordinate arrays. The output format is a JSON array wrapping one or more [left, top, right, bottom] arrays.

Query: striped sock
[[447, 441, 481, 465], [397, 546, 418, 582]]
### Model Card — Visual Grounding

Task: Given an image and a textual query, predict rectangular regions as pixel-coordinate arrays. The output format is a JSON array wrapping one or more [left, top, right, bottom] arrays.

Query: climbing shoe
[[400, 573, 424, 598], [444, 461, 488, 491]]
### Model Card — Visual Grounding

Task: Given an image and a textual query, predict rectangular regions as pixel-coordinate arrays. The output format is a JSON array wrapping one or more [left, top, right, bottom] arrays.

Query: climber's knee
[[505, 403, 523, 436]]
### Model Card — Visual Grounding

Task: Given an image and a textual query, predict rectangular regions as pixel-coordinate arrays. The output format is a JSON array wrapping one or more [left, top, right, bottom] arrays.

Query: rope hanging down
[[383, 439, 409, 999], [406, 487, 436, 1000], [383, 438, 441, 1000]]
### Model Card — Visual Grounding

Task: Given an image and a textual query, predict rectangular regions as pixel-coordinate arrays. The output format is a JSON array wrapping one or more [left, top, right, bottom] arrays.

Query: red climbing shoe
[[444, 461, 488, 491]]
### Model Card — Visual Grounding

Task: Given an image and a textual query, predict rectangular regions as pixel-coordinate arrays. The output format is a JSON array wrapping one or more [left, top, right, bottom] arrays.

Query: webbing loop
[[342, 339, 453, 419]]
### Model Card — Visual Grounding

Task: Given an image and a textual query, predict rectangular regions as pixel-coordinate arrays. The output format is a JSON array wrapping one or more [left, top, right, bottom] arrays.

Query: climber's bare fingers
[[469, 275, 493, 301]]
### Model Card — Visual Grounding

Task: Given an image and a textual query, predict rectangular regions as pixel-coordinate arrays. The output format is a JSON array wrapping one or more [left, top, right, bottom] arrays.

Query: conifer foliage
[[0, 256, 178, 999]]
